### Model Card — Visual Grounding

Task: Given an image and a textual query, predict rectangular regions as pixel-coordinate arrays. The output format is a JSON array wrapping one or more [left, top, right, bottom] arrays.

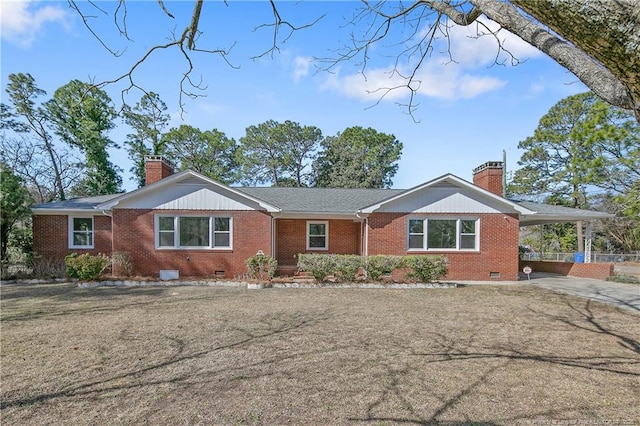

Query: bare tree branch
[[187, 0, 203, 50], [252, 0, 325, 59], [70, 1, 238, 115], [114, 1, 132, 41], [68, 1, 124, 57], [157, 0, 175, 19]]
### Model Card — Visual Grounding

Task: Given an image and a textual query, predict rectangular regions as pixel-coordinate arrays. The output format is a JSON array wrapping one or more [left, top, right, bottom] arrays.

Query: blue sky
[[1, 0, 588, 192]]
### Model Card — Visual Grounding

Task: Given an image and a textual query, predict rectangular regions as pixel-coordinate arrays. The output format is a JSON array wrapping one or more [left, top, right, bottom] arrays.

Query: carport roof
[[516, 201, 614, 226]]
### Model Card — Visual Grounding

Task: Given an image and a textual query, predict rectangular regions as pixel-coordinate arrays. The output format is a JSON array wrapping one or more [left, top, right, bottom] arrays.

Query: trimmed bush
[[364, 255, 404, 281], [297, 253, 338, 282], [334, 255, 363, 282], [404, 255, 448, 283], [65, 253, 111, 281], [245, 253, 278, 282]]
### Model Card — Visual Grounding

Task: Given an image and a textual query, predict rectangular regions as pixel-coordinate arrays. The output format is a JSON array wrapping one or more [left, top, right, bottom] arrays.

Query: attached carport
[[516, 201, 615, 264]]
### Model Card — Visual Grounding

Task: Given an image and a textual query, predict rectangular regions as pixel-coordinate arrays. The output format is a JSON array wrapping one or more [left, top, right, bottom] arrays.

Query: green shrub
[[334, 255, 363, 282], [606, 274, 639, 284], [245, 253, 278, 281], [364, 255, 404, 281], [297, 253, 338, 282], [65, 253, 111, 281], [404, 255, 448, 283]]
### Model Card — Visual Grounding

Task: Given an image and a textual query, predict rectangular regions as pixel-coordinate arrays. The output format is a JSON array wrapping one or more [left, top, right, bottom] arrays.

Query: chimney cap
[[473, 161, 504, 175], [144, 155, 174, 166]]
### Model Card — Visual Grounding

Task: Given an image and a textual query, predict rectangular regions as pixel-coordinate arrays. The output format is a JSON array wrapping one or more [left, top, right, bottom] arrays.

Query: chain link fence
[[521, 252, 640, 263]]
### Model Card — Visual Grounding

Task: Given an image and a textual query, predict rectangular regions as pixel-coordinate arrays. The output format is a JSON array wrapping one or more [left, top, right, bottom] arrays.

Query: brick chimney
[[145, 155, 174, 185], [472, 161, 504, 197]]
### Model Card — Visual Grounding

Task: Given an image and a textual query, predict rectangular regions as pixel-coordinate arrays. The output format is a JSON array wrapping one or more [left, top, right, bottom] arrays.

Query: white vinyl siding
[[69, 216, 94, 249], [155, 215, 232, 249], [408, 218, 478, 251]]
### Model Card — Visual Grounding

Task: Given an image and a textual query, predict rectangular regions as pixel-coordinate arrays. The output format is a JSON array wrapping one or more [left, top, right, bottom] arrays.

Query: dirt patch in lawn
[[1, 282, 639, 425]]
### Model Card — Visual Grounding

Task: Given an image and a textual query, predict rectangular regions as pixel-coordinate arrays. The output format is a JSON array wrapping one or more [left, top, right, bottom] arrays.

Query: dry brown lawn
[[1, 282, 639, 425]]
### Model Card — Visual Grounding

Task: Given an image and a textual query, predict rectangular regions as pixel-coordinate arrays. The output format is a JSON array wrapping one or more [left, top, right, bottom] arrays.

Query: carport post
[[585, 221, 592, 263]]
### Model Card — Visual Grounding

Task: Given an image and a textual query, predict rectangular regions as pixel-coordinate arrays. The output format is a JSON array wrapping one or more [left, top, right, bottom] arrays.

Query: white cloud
[[293, 56, 313, 82], [446, 18, 543, 67], [322, 62, 505, 102], [321, 16, 539, 103], [1, 0, 69, 47]]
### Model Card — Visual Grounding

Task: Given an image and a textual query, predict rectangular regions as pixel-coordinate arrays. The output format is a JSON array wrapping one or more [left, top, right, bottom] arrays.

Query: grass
[[1, 282, 639, 425]]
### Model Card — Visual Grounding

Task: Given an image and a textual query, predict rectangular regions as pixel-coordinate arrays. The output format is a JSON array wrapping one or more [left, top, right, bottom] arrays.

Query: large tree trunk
[[471, 0, 640, 121]]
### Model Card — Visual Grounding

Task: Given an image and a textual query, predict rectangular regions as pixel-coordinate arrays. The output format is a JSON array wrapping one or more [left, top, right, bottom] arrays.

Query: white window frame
[[69, 216, 94, 249], [154, 215, 233, 250], [407, 217, 479, 252], [306, 220, 328, 251]]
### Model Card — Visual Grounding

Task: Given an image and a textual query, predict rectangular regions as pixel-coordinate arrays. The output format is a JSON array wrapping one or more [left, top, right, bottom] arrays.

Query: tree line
[[507, 92, 639, 253], [1, 74, 638, 265], [1, 73, 403, 205]]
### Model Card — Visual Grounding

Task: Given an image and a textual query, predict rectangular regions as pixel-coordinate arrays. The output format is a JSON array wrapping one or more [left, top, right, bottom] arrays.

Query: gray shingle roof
[[515, 201, 612, 217], [237, 187, 404, 213], [30, 184, 613, 225], [32, 194, 122, 210]]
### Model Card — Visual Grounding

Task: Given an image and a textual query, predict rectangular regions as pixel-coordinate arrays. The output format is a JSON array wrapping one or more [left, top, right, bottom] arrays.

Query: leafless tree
[[70, 0, 640, 121]]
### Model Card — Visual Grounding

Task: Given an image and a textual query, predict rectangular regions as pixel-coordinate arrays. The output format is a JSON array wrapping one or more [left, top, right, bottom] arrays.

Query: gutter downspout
[[270, 212, 282, 261], [100, 209, 114, 273], [356, 212, 369, 280], [355, 212, 369, 257]]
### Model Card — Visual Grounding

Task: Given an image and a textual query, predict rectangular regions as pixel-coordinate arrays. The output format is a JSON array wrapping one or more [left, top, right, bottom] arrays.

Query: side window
[[307, 221, 328, 250], [213, 217, 231, 248], [460, 219, 477, 249], [158, 217, 175, 247], [408, 219, 424, 249], [69, 217, 94, 248]]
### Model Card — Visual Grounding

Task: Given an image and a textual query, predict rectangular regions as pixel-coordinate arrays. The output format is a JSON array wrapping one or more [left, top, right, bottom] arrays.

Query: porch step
[[275, 265, 299, 277]]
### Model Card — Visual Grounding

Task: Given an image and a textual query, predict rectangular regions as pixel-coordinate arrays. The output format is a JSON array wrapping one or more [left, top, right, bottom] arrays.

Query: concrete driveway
[[519, 273, 639, 313], [460, 273, 640, 313]]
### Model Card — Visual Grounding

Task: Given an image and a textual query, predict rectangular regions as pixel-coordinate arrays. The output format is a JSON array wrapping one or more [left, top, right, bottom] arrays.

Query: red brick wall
[[275, 219, 361, 267], [32, 214, 113, 264], [112, 209, 272, 279], [367, 212, 520, 281], [520, 260, 613, 280]]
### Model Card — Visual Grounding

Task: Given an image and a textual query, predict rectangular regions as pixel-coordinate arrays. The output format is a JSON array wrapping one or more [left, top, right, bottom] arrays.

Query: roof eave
[[31, 207, 104, 215], [519, 212, 615, 226]]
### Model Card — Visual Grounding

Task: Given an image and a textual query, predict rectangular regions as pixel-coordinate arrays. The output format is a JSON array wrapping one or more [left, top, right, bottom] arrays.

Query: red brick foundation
[[520, 260, 613, 280]]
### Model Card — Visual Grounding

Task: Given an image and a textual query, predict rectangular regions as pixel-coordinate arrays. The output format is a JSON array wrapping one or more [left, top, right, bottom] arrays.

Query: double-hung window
[[408, 218, 478, 251], [69, 216, 94, 249], [307, 221, 328, 250], [156, 216, 232, 249]]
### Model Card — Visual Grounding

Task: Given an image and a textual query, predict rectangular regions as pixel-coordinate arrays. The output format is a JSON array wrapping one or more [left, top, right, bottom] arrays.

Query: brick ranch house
[[31, 157, 612, 281]]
